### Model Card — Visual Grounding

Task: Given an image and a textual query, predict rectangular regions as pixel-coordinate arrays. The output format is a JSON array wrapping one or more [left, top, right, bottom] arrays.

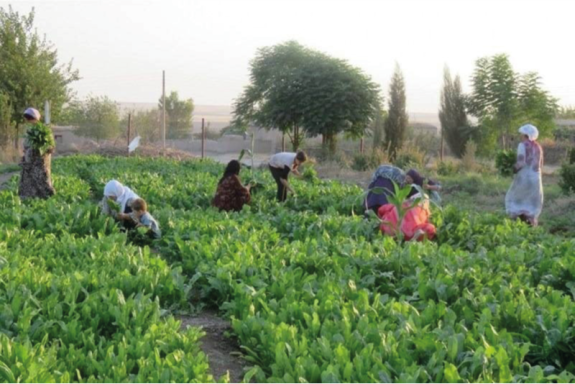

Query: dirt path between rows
[[179, 310, 246, 383], [0, 171, 18, 190]]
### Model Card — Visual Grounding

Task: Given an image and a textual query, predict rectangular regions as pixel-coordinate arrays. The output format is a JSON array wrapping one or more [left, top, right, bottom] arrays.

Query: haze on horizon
[[4, 0, 575, 114]]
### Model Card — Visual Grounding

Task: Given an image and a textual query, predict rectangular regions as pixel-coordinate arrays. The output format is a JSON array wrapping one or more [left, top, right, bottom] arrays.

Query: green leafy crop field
[[1, 155, 574, 383]]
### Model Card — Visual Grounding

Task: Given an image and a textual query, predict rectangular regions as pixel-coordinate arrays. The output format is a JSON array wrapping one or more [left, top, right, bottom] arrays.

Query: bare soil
[[179, 310, 246, 383]]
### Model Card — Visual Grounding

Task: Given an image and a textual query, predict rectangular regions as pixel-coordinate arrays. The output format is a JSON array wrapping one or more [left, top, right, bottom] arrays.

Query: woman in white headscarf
[[505, 124, 544, 226], [100, 180, 140, 225]]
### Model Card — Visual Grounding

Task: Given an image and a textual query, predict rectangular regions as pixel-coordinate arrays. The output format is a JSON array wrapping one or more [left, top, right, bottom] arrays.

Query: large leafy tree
[[383, 64, 408, 160], [233, 41, 381, 153], [158, 91, 194, 140], [468, 54, 557, 151], [62, 96, 121, 142], [439, 67, 473, 158], [0, 6, 79, 147]]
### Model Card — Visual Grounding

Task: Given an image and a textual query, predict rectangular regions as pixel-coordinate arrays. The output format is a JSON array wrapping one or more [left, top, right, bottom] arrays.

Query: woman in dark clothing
[[365, 166, 441, 214], [365, 165, 407, 214], [212, 160, 251, 212]]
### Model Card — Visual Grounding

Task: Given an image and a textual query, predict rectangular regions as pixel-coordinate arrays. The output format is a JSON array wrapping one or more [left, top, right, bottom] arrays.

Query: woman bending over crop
[[268, 151, 307, 202], [19, 108, 56, 199], [505, 124, 543, 226], [100, 180, 140, 228], [365, 166, 441, 214], [212, 160, 251, 212]]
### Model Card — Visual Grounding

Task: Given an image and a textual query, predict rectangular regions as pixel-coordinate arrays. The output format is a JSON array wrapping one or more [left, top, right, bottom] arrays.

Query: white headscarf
[[519, 124, 539, 141], [104, 180, 139, 213], [24, 108, 41, 121]]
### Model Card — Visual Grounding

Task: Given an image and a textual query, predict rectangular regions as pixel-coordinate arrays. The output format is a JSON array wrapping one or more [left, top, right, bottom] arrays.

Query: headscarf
[[23, 108, 41, 121], [219, 160, 241, 185], [371, 164, 406, 184], [104, 180, 139, 213], [519, 124, 539, 141]]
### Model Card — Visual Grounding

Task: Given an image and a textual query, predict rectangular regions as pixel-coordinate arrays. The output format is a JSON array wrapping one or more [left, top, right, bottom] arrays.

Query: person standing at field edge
[[268, 151, 308, 202], [19, 108, 56, 199]]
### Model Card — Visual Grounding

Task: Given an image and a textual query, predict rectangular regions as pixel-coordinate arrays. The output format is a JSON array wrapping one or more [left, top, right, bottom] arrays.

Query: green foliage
[[121, 109, 161, 144], [371, 108, 387, 149], [437, 159, 461, 176], [559, 164, 575, 195], [62, 96, 121, 141], [232, 41, 381, 153], [439, 67, 473, 158], [384, 64, 408, 160], [495, 150, 517, 177], [158, 91, 194, 140], [393, 145, 425, 170], [351, 149, 388, 171], [3, 155, 575, 382], [468, 54, 558, 153], [25, 122, 55, 155], [0, 92, 12, 147], [0, 6, 79, 134]]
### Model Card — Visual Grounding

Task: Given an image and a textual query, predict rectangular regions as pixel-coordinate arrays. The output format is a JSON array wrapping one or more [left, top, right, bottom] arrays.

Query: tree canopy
[[383, 64, 408, 160], [233, 41, 381, 153], [62, 96, 121, 142], [468, 54, 557, 151], [158, 91, 194, 140], [0, 6, 79, 146]]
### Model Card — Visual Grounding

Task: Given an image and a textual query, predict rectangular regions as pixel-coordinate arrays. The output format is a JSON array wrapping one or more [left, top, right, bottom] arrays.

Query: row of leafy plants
[[2, 155, 575, 382]]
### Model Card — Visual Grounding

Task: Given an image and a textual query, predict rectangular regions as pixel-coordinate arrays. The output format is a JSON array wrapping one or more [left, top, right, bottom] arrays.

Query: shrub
[[461, 140, 477, 172], [437, 159, 461, 176], [394, 145, 425, 170], [559, 164, 575, 194], [351, 149, 388, 171], [495, 150, 516, 177]]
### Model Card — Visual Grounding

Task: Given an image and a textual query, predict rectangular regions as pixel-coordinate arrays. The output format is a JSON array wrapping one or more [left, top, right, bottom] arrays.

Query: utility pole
[[162, 70, 166, 151]]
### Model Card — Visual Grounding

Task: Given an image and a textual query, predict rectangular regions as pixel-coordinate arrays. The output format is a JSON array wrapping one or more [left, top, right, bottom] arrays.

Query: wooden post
[[360, 137, 364, 154], [162, 70, 166, 151], [127, 113, 132, 155], [201, 118, 205, 159]]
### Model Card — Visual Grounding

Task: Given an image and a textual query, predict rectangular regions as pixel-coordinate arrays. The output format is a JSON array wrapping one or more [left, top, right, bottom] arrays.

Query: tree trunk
[[324, 133, 337, 156], [291, 125, 300, 151]]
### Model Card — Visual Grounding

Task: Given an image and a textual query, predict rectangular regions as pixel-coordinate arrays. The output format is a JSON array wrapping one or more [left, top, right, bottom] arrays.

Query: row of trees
[[440, 54, 559, 157], [61, 91, 194, 143], [234, 42, 562, 160], [0, 6, 193, 149]]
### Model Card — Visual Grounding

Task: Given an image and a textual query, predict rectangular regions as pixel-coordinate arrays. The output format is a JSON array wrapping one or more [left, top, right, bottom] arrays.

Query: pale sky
[[4, 0, 575, 113]]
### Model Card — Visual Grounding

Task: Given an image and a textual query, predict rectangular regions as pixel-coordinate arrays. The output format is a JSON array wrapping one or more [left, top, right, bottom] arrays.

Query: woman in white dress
[[505, 124, 544, 226]]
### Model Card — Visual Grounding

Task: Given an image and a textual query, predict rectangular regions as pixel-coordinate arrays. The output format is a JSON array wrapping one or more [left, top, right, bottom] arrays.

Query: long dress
[[19, 143, 55, 199], [505, 140, 544, 225], [212, 175, 251, 212]]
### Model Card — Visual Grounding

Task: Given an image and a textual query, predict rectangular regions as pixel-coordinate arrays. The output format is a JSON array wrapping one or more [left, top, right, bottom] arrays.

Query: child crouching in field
[[118, 198, 161, 239]]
